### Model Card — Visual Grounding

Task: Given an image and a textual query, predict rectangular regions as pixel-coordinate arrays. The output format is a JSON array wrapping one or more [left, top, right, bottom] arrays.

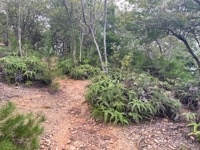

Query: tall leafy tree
[[129, 0, 200, 74]]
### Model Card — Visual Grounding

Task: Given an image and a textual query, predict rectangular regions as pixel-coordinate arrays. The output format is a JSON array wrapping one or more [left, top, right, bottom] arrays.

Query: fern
[[128, 99, 146, 112], [182, 112, 197, 122], [24, 70, 36, 80], [70, 64, 100, 80], [112, 101, 125, 111], [0, 55, 53, 85], [91, 106, 104, 121], [86, 71, 180, 125], [25, 81, 33, 87], [103, 108, 128, 125], [128, 112, 143, 123], [187, 122, 200, 141]]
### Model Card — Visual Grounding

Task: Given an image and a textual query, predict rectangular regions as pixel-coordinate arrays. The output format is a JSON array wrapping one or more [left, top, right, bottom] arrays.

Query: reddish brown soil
[[0, 79, 199, 150]]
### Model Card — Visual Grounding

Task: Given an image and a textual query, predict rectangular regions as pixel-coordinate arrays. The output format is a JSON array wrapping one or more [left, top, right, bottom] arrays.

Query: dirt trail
[[0, 79, 199, 150]]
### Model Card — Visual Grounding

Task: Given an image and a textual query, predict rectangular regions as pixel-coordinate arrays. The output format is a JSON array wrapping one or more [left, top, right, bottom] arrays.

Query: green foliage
[[0, 55, 53, 85], [58, 59, 74, 75], [49, 81, 60, 94], [0, 140, 19, 150], [175, 81, 199, 110], [130, 50, 193, 82], [0, 102, 45, 150], [86, 71, 181, 124], [24, 81, 33, 87], [121, 52, 133, 71], [187, 122, 200, 141], [182, 112, 198, 122], [70, 64, 101, 80]]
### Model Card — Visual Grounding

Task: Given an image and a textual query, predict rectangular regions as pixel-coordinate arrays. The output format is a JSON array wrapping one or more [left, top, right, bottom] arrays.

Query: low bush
[[70, 64, 101, 80], [49, 81, 60, 94], [187, 122, 200, 142], [175, 81, 199, 110], [0, 55, 53, 85], [0, 102, 45, 150], [58, 59, 74, 75], [86, 71, 181, 124]]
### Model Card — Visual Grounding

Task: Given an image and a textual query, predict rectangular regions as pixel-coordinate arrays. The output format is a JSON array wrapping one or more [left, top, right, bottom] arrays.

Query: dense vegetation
[[0, 102, 44, 150], [0, 55, 53, 85], [86, 71, 180, 124], [0, 0, 200, 147]]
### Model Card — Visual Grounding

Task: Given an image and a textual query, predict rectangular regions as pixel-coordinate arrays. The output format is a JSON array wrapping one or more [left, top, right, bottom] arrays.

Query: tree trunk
[[81, 0, 105, 71], [4, 0, 9, 46], [18, 0, 22, 57], [63, 0, 77, 65], [79, 19, 84, 63], [103, 0, 108, 73], [171, 32, 200, 100]]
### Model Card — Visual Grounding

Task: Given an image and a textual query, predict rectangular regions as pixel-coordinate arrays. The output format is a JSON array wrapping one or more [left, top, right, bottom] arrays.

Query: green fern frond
[[128, 112, 142, 123]]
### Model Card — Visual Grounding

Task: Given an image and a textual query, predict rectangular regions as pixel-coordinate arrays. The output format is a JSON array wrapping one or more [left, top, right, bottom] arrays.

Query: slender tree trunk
[[89, 0, 93, 34], [155, 39, 162, 56], [63, 0, 77, 65], [79, 20, 84, 63], [72, 29, 77, 65], [170, 31, 200, 100], [103, 0, 108, 73], [81, 0, 105, 71], [18, 0, 22, 57], [4, 0, 9, 46]]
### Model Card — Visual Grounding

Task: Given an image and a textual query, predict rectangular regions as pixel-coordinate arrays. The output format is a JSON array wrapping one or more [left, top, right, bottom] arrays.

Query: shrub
[[70, 64, 101, 80], [0, 55, 53, 85], [187, 122, 200, 141], [174, 81, 199, 110], [58, 59, 74, 75], [0, 102, 45, 150], [49, 81, 60, 94], [85, 71, 181, 124]]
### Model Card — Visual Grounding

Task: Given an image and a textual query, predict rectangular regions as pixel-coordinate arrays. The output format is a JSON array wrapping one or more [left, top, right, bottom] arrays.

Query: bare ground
[[0, 78, 200, 150]]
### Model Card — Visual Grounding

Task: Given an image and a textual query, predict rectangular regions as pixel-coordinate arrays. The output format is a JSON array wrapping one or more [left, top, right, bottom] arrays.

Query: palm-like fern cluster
[[85, 71, 181, 124], [58, 59, 74, 75], [58, 59, 101, 80], [0, 102, 45, 150], [0, 56, 53, 85], [70, 64, 100, 80]]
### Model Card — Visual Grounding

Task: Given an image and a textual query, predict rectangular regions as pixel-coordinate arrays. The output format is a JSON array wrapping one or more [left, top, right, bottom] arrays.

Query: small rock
[[68, 146, 76, 150], [72, 130, 77, 134], [154, 139, 159, 144], [67, 140, 72, 144], [40, 145, 45, 149], [162, 129, 167, 132], [163, 119, 168, 122], [168, 145, 176, 150], [156, 131, 161, 134], [189, 136, 195, 141]]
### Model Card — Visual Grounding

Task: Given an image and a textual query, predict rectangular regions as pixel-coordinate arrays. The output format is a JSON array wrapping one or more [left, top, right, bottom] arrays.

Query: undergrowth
[[0, 102, 45, 150], [86, 71, 181, 124], [58, 59, 74, 75], [0, 55, 53, 85], [70, 64, 101, 80], [175, 81, 199, 110]]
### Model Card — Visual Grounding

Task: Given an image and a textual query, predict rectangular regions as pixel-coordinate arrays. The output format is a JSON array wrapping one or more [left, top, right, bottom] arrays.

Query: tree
[[129, 0, 200, 74], [17, 0, 22, 56], [103, 0, 108, 73], [81, 0, 106, 71]]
